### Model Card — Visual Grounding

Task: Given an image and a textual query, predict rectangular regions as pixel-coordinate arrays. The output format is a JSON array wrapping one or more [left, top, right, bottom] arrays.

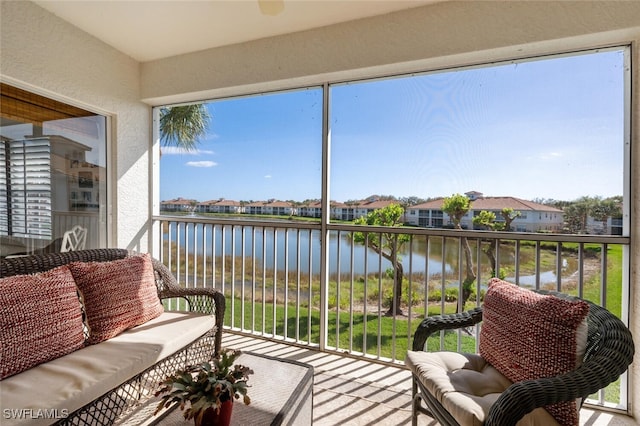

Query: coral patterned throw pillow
[[479, 278, 589, 425], [68, 253, 164, 344]]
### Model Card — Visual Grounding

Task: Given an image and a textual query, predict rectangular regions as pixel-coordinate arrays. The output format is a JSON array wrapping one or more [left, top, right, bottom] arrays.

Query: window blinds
[[0, 138, 52, 239]]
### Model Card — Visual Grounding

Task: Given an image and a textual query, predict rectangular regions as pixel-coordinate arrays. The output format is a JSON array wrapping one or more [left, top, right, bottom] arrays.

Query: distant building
[[299, 200, 322, 218], [406, 192, 564, 232], [197, 199, 243, 214], [353, 197, 398, 220], [160, 197, 197, 212], [245, 201, 265, 215], [332, 201, 354, 221], [587, 216, 623, 235], [263, 200, 295, 216], [300, 200, 370, 220], [162, 193, 573, 234], [245, 200, 295, 216]]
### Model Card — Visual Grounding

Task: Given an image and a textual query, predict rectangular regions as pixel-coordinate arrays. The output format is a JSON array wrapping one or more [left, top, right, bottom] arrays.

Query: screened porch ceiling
[[34, 0, 443, 62]]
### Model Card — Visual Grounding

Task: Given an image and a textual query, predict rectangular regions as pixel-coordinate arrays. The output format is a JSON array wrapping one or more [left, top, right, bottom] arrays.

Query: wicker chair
[[407, 290, 635, 426], [0, 248, 226, 425]]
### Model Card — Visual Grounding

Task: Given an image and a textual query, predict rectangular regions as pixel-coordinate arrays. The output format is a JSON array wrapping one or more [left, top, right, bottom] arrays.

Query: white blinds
[[0, 138, 52, 239]]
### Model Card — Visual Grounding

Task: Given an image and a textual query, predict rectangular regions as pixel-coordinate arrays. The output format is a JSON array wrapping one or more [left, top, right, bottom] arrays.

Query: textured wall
[[0, 0, 151, 252]]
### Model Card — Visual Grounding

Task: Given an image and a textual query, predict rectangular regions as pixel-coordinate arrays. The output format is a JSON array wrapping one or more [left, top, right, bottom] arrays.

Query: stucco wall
[[0, 0, 151, 252]]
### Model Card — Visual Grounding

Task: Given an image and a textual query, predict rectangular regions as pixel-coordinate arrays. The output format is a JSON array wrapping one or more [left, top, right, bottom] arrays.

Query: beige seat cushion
[[0, 312, 215, 426], [405, 350, 561, 426]]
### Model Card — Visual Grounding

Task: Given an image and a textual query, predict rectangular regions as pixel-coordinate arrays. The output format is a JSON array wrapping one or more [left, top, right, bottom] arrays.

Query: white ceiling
[[34, 0, 438, 62]]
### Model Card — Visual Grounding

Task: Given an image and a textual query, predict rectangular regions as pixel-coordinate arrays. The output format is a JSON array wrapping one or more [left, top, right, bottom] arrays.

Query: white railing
[[153, 214, 630, 410]]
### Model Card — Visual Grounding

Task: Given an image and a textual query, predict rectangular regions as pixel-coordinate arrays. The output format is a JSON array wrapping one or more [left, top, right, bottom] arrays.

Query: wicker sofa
[[0, 249, 225, 426]]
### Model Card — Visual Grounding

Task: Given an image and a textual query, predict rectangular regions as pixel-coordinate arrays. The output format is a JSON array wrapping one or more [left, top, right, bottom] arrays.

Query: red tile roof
[[161, 197, 197, 205], [357, 200, 397, 209], [411, 197, 562, 212], [264, 200, 294, 207]]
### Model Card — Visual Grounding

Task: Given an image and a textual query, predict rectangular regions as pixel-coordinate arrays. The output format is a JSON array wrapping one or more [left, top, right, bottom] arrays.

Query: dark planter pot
[[194, 401, 233, 426]]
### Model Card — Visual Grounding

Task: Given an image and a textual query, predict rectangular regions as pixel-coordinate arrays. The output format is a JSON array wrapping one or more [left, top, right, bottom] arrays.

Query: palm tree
[[159, 104, 210, 151]]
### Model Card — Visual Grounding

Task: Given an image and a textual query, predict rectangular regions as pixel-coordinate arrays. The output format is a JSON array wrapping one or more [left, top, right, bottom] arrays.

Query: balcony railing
[[152, 214, 631, 412]]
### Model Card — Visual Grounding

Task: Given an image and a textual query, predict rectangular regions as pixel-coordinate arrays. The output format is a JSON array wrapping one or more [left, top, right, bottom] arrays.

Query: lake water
[[165, 223, 565, 283]]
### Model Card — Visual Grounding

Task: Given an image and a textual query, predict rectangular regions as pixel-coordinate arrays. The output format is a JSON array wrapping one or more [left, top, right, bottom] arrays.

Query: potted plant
[[154, 348, 253, 426]]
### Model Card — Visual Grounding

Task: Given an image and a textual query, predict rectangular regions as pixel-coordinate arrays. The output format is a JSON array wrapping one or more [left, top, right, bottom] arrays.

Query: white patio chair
[[61, 225, 87, 252]]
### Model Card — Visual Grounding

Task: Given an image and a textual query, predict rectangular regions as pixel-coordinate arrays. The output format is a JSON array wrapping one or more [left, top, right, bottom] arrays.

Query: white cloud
[[186, 161, 217, 168], [539, 152, 563, 160], [162, 147, 215, 155], [264, 174, 272, 179]]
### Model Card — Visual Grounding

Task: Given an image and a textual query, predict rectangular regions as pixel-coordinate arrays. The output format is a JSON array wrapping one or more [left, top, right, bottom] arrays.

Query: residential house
[[243, 200, 295, 216], [353, 197, 398, 220], [197, 199, 243, 214], [331, 201, 355, 221], [160, 198, 197, 213], [406, 192, 564, 232], [244, 201, 266, 215], [587, 215, 624, 235], [299, 200, 322, 218], [263, 200, 295, 216], [299, 200, 364, 220]]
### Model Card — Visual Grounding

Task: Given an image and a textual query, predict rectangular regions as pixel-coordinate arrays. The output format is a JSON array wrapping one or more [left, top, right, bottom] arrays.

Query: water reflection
[[505, 271, 558, 286], [164, 223, 575, 285]]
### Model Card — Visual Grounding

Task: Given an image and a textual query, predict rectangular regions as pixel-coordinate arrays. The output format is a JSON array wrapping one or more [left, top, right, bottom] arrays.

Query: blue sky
[[160, 49, 626, 203]]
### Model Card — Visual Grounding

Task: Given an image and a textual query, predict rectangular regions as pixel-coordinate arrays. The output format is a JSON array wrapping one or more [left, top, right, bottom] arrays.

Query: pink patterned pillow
[[0, 266, 85, 379], [68, 253, 164, 344], [479, 278, 589, 425]]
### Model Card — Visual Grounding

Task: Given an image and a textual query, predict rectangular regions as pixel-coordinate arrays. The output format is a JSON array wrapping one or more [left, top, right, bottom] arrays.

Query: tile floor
[[219, 333, 636, 426]]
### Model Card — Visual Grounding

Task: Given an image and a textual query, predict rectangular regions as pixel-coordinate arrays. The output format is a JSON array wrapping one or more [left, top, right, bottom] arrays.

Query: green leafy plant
[[154, 349, 253, 421]]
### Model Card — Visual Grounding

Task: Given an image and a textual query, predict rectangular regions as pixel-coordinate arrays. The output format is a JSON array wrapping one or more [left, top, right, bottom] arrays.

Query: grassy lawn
[[223, 297, 475, 357], [175, 241, 625, 361], [586, 244, 623, 316]]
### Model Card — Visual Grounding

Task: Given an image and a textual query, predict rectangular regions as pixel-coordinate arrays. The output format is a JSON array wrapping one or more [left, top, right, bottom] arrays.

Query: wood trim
[[1, 83, 93, 124]]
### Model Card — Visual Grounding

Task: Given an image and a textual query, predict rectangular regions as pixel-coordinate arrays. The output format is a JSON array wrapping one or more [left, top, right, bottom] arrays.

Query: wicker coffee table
[[150, 352, 314, 426]]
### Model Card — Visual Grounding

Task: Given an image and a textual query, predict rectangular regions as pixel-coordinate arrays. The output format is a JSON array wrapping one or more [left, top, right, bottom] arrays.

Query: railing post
[[319, 82, 331, 351]]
